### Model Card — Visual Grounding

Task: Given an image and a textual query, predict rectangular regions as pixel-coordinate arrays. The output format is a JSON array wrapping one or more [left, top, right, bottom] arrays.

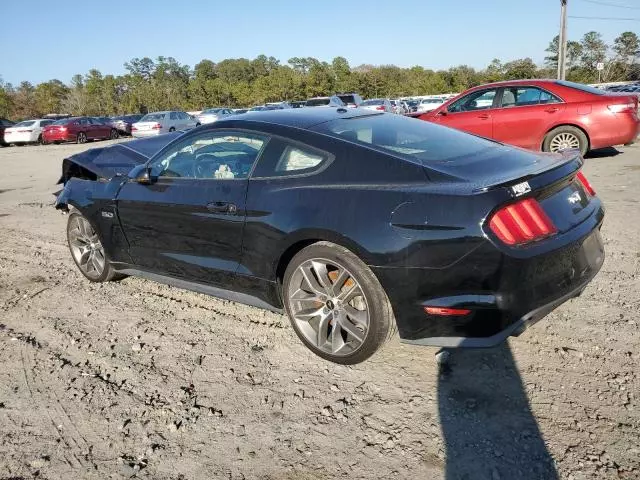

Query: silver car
[[360, 98, 393, 113], [197, 108, 234, 125], [305, 96, 345, 107], [132, 111, 199, 138]]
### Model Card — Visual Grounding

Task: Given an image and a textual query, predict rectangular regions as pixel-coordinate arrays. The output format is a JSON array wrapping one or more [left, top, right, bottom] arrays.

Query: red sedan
[[419, 80, 639, 155], [42, 117, 118, 145]]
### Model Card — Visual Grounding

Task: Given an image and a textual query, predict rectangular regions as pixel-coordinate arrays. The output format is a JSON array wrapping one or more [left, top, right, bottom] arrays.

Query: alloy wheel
[[77, 132, 87, 144], [288, 258, 370, 356], [549, 132, 580, 152], [68, 215, 105, 279]]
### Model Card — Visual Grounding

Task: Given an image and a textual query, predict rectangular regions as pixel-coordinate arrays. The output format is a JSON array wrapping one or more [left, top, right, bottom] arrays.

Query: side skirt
[[117, 268, 284, 314]]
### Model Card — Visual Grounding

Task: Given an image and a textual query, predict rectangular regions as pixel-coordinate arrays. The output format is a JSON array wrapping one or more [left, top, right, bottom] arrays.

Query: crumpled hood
[[58, 132, 181, 184]]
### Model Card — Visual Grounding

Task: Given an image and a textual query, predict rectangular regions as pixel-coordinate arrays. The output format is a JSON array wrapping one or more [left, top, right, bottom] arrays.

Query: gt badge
[[511, 181, 531, 197]]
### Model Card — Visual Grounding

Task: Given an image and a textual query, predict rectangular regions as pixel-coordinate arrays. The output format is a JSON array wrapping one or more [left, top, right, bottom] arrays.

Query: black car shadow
[[438, 343, 558, 480], [585, 147, 622, 159]]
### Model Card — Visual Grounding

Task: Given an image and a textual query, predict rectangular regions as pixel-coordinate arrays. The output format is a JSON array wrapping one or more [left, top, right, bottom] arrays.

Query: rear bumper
[[132, 129, 162, 138], [372, 208, 605, 347], [4, 132, 38, 143], [43, 131, 73, 143], [590, 114, 639, 149]]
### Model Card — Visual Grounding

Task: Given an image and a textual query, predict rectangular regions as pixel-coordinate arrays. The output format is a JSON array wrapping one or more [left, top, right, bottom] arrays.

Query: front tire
[[543, 126, 588, 156], [283, 241, 395, 364], [67, 210, 120, 282]]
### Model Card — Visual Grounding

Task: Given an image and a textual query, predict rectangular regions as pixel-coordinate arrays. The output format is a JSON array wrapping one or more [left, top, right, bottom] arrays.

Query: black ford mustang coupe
[[55, 108, 605, 364]]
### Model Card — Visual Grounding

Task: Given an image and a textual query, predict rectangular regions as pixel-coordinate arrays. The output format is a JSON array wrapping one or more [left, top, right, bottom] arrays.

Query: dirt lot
[[0, 139, 638, 480]]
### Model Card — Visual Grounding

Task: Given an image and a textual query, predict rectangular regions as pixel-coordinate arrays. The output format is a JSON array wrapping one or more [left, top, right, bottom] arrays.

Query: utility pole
[[557, 0, 568, 80]]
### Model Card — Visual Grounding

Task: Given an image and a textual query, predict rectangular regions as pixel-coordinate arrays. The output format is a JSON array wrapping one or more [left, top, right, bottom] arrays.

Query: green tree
[[34, 79, 69, 114]]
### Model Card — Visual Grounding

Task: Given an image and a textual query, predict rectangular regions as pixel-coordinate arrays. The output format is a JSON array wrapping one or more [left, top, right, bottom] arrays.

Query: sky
[[1, 0, 638, 85]]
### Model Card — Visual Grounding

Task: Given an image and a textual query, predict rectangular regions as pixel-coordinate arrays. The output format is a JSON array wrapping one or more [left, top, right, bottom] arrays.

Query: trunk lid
[[426, 146, 595, 234]]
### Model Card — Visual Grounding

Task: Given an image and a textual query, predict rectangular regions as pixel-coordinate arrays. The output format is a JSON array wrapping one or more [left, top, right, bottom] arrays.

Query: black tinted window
[[313, 113, 494, 164]]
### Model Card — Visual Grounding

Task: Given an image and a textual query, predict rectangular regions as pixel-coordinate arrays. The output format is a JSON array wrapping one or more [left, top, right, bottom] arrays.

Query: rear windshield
[[203, 108, 223, 114], [14, 120, 36, 127], [140, 113, 166, 122], [361, 99, 384, 106], [338, 95, 355, 104], [555, 80, 605, 95], [306, 98, 330, 106], [53, 118, 72, 125], [312, 113, 494, 164]]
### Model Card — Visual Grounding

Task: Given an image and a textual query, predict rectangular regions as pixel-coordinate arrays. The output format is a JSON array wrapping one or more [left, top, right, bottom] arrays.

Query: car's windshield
[[305, 98, 330, 106], [140, 113, 166, 122], [313, 113, 494, 164], [362, 99, 384, 106], [203, 108, 223, 114], [14, 120, 36, 127], [555, 80, 605, 95]]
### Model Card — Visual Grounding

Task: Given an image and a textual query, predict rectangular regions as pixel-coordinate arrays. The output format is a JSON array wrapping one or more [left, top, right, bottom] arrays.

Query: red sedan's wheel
[[77, 132, 87, 144], [543, 126, 589, 156]]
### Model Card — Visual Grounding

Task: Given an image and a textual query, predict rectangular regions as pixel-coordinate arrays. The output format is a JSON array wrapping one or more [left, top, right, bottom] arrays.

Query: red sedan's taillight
[[576, 171, 595, 196], [152, 123, 162, 129], [607, 102, 636, 113], [60, 126, 67, 131], [489, 198, 557, 246]]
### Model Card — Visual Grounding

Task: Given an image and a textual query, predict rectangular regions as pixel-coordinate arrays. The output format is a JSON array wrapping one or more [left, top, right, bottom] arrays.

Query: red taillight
[[152, 123, 162, 129], [17, 129, 33, 133], [489, 198, 557, 246], [576, 171, 595, 196], [375, 106, 385, 111], [131, 126, 137, 131], [424, 307, 471, 316], [607, 102, 635, 113], [59, 126, 67, 131]]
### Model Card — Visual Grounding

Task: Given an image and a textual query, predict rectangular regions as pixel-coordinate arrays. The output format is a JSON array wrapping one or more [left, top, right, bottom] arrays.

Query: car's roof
[[219, 107, 383, 129]]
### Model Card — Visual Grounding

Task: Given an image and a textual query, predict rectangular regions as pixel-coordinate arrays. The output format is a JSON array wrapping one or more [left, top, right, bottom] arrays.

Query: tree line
[[0, 31, 637, 120]]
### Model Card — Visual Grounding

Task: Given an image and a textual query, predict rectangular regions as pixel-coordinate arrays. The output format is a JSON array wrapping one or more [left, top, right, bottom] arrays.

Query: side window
[[169, 112, 178, 120], [149, 131, 267, 180], [253, 139, 330, 178], [502, 87, 562, 108], [448, 89, 497, 113], [539, 89, 562, 105], [276, 146, 324, 173]]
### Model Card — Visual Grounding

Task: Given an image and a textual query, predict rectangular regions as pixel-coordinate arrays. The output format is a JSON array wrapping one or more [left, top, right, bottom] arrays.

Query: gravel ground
[[0, 140, 638, 480]]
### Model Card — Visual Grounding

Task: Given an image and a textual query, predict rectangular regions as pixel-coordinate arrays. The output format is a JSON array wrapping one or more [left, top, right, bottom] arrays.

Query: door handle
[[544, 107, 559, 113], [477, 113, 490, 120], [206, 201, 237, 214]]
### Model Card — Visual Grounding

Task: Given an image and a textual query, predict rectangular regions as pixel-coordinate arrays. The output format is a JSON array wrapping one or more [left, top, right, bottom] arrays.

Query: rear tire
[[543, 126, 588, 156], [109, 129, 119, 139], [76, 132, 87, 144], [37, 134, 43, 145], [169, 127, 176, 132], [66, 210, 123, 282], [283, 241, 395, 364]]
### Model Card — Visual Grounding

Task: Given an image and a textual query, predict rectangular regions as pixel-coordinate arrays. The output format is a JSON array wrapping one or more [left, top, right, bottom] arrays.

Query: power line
[[578, 0, 640, 10], [568, 14, 640, 20]]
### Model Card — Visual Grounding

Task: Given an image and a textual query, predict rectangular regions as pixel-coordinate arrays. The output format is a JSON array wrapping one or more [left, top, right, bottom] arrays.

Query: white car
[[3, 119, 56, 145], [416, 97, 447, 113], [390, 100, 406, 115], [197, 108, 234, 125], [131, 111, 199, 138]]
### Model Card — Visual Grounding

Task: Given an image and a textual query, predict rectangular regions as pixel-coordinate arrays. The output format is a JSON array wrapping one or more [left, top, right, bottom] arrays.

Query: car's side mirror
[[129, 165, 154, 185], [437, 110, 448, 116], [136, 167, 154, 185]]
